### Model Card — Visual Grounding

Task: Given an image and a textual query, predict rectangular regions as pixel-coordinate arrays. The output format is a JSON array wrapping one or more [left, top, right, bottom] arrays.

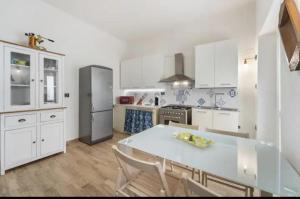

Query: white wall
[[257, 32, 279, 146], [0, 0, 127, 141], [124, 1, 258, 136]]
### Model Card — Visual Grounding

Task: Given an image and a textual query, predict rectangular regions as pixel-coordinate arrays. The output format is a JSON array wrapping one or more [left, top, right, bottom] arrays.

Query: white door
[[40, 122, 64, 157], [195, 43, 215, 88], [5, 127, 37, 169], [142, 54, 164, 88], [120, 58, 142, 89], [4, 46, 36, 111], [214, 40, 238, 88], [213, 110, 239, 132], [192, 109, 213, 129], [39, 53, 63, 108]]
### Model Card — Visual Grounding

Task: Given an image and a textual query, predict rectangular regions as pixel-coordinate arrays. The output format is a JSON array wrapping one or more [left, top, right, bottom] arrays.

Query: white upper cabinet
[[195, 39, 238, 88], [141, 54, 164, 88], [120, 54, 164, 89], [195, 43, 215, 88], [4, 46, 36, 111], [39, 53, 63, 108], [1, 44, 65, 112], [120, 58, 142, 89], [214, 40, 238, 88]]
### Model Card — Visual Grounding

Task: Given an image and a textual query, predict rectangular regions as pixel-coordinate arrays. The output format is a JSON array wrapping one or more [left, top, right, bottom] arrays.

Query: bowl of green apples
[[174, 132, 214, 149]]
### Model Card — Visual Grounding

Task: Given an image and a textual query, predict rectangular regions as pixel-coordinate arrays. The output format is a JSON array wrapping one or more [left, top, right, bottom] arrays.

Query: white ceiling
[[43, 0, 256, 42]]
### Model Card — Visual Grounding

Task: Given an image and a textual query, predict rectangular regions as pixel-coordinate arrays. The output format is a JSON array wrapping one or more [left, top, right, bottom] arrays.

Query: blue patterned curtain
[[124, 109, 153, 134]]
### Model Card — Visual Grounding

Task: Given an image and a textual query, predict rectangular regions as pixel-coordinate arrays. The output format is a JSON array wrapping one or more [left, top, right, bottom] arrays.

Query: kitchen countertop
[[193, 106, 239, 112], [114, 104, 161, 111]]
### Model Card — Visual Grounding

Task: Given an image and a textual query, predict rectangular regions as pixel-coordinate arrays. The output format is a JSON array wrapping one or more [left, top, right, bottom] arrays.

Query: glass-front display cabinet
[[4, 47, 36, 111], [39, 53, 63, 108]]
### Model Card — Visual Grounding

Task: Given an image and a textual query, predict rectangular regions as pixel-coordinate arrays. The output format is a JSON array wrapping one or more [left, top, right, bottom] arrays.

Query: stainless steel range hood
[[159, 53, 194, 83]]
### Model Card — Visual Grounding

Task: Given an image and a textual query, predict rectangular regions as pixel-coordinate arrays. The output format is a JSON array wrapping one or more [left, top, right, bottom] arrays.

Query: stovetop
[[161, 105, 192, 111]]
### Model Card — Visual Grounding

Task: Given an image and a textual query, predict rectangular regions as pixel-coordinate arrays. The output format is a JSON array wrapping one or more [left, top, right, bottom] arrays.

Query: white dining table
[[118, 124, 300, 197]]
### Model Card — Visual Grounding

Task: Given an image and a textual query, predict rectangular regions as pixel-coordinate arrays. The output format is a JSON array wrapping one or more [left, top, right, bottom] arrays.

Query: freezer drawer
[[91, 110, 113, 143]]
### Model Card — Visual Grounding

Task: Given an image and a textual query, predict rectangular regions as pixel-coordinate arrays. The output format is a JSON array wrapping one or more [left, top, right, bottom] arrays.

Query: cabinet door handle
[[198, 84, 209, 86], [218, 113, 230, 116], [18, 119, 26, 123], [196, 110, 207, 114], [32, 141, 36, 144], [41, 139, 45, 142], [40, 80, 44, 83], [50, 115, 56, 119], [220, 83, 231, 86], [31, 79, 35, 82]]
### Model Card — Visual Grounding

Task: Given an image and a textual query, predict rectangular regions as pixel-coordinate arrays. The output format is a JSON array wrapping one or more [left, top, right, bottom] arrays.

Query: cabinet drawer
[[40, 110, 64, 122], [4, 114, 37, 129], [192, 109, 213, 129]]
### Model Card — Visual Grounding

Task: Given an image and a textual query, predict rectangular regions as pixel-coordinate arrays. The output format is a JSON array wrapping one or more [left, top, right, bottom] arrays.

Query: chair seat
[[119, 171, 179, 197]]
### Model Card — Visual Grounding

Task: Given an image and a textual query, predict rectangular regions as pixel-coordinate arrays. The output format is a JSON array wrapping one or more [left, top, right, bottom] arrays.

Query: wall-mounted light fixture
[[244, 55, 258, 65]]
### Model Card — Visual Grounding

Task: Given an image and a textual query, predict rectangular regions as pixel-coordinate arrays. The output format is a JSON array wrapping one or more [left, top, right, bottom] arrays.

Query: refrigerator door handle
[[91, 104, 95, 112], [91, 114, 94, 123]]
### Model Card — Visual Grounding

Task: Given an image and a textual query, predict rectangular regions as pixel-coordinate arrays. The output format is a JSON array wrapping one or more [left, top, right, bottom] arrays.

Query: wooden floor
[[0, 133, 256, 197]]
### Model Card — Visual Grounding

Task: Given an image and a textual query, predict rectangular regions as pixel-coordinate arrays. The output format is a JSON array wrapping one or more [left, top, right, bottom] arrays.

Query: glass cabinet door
[[4, 47, 36, 111], [39, 54, 62, 108]]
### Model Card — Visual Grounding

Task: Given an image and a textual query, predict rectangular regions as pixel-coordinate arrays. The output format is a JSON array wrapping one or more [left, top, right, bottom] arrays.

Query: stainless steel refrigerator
[[79, 65, 113, 145]]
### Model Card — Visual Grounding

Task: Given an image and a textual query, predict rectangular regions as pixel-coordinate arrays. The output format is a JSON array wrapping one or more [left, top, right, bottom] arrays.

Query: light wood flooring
[[0, 132, 257, 197]]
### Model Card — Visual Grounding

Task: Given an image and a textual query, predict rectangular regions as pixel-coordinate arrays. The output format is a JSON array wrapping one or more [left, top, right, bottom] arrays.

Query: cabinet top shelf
[[0, 39, 65, 57], [11, 64, 30, 68]]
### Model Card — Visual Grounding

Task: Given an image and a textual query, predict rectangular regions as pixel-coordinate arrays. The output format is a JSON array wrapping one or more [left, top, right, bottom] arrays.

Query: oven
[[159, 105, 192, 125]]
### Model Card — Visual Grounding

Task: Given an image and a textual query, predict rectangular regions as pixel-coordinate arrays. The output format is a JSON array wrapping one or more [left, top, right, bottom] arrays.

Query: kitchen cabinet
[[142, 54, 164, 88], [195, 43, 215, 88], [0, 40, 66, 175], [4, 127, 37, 170], [120, 54, 165, 89], [214, 40, 238, 88], [120, 58, 142, 89], [195, 40, 238, 88], [213, 110, 239, 132], [39, 53, 64, 108], [192, 108, 239, 132], [4, 46, 36, 111], [113, 104, 159, 133], [192, 108, 213, 129], [40, 122, 64, 157]]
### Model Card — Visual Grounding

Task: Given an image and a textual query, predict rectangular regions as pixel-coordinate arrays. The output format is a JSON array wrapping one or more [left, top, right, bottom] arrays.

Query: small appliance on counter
[[119, 96, 134, 104], [155, 97, 159, 106]]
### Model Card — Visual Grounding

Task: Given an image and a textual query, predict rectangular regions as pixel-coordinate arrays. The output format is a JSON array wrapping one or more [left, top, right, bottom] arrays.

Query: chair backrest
[[169, 121, 199, 130], [181, 173, 220, 197], [206, 128, 250, 139], [112, 145, 171, 196]]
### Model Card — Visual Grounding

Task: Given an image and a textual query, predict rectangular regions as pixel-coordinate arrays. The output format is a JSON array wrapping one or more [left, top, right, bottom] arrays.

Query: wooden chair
[[112, 145, 171, 197], [168, 122, 201, 182], [181, 173, 221, 197], [202, 128, 254, 197]]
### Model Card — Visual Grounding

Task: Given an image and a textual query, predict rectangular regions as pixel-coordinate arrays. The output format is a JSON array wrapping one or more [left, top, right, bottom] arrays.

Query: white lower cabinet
[[0, 109, 65, 175], [40, 122, 64, 157], [4, 127, 37, 170], [192, 108, 239, 132], [192, 109, 213, 129], [213, 110, 239, 132]]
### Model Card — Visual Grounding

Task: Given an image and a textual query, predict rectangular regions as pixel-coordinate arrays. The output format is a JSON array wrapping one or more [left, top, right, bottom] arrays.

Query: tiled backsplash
[[125, 86, 239, 109]]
